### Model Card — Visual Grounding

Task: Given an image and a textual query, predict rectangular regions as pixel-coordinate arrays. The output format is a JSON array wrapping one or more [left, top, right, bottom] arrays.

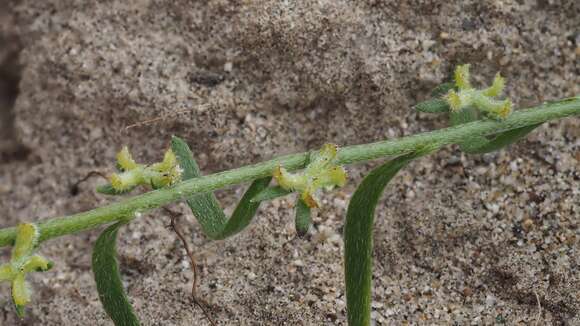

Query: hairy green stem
[[0, 97, 578, 247]]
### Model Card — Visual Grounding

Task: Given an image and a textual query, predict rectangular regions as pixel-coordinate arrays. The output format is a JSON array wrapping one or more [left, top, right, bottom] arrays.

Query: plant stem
[[0, 97, 578, 247]]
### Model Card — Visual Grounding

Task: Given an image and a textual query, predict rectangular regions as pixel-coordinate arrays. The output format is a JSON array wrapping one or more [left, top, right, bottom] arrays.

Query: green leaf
[[461, 123, 542, 154], [92, 222, 140, 326], [218, 177, 272, 239], [414, 98, 450, 113], [294, 199, 311, 237], [458, 136, 489, 153], [449, 106, 485, 152], [414, 82, 455, 113], [344, 149, 431, 326], [430, 82, 455, 97], [170, 137, 227, 236], [96, 184, 131, 196], [250, 186, 292, 203], [449, 106, 479, 126], [171, 136, 271, 240], [15, 304, 25, 318]]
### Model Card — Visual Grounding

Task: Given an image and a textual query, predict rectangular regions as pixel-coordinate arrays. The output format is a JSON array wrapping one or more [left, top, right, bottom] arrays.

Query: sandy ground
[[0, 0, 579, 325]]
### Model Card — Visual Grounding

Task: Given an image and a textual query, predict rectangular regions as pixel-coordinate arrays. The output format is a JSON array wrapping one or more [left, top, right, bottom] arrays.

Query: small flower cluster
[[0, 224, 53, 317], [108, 146, 182, 192], [273, 144, 347, 208], [445, 64, 512, 120]]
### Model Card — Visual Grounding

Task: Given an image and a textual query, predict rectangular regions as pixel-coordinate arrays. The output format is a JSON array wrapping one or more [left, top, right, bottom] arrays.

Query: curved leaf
[[294, 199, 312, 237], [448, 99, 540, 154], [449, 106, 479, 126], [415, 98, 450, 113], [414, 82, 455, 113], [96, 184, 131, 196], [171, 136, 271, 240], [462, 123, 542, 154], [250, 186, 292, 203], [448, 106, 489, 153], [344, 149, 431, 326], [218, 177, 272, 239], [92, 222, 140, 326], [430, 82, 455, 98]]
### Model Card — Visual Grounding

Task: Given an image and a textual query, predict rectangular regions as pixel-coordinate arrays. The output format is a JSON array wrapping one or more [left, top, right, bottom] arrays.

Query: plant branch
[[0, 97, 578, 247]]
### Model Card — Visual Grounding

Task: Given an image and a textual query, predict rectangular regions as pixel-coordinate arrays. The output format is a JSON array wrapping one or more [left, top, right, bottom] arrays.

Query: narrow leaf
[[96, 184, 131, 196], [344, 149, 431, 326], [250, 186, 292, 203], [171, 136, 227, 237], [294, 199, 311, 237], [15, 304, 25, 319], [449, 106, 479, 126], [414, 98, 449, 113], [413, 82, 455, 113], [92, 222, 140, 326], [462, 123, 542, 154], [217, 176, 271, 239], [458, 136, 489, 153], [430, 82, 455, 97], [449, 106, 484, 152], [171, 136, 271, 240]]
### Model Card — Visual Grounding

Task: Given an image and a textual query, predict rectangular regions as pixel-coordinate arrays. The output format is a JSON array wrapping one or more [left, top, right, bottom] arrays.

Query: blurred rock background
[[0, 1, 578, 324]]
